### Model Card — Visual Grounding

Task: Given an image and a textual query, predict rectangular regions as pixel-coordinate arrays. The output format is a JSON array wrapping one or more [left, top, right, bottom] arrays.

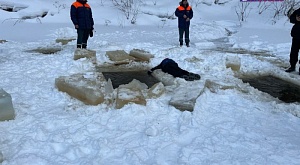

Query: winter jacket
[[150, 58, 188, 77], [175, 2, 193, 29], [290, 8, 300, 39], [70, 0, 94, 30]]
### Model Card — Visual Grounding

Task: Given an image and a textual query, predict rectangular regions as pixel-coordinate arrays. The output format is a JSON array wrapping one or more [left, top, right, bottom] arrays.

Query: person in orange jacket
[[175, 0, 193, 47], [70, 0, 94, 49]]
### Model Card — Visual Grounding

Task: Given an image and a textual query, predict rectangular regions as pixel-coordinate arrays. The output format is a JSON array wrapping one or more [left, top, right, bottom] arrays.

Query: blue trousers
[[179, 28, 190, 44], [289, 38, 300, 68], [77, 29, 90, 48]]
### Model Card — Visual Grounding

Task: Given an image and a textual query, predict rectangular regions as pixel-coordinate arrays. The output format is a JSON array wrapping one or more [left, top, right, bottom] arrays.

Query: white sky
[[0, 0, 300, 164]]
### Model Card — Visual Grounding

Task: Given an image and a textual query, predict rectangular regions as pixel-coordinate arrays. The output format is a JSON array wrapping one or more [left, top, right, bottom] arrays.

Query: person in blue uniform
[[175, 0, 193, 47], [70, 0, 94, 49]]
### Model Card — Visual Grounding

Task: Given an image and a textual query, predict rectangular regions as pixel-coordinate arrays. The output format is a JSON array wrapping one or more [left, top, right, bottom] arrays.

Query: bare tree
[[235, 2, 251, 23], [271, 1, 285, 19], [111, 0, 142, 24], [130, 1, 140, 24], [257, 1, 271, 15], [281, 0, 300, 17]]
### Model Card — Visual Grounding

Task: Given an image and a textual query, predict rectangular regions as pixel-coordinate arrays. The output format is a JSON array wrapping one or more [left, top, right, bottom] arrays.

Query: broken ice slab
[[55, 73, 106, 105], [74, 48, 96, 62], [169, 82, 205, 112], [115, 87, 146, 109], [129, 49, 154, 62], [225, 55, 241, 71], [0, 88, 15, 121]]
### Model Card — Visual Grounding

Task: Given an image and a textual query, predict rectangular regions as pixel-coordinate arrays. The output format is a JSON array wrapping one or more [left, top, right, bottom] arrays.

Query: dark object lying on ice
[[148, 58, 200, 81]]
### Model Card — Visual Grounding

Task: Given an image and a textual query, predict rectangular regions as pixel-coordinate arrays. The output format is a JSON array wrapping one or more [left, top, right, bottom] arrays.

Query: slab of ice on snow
[[169, 82, 205, 112], [0, 88, 15, 121]]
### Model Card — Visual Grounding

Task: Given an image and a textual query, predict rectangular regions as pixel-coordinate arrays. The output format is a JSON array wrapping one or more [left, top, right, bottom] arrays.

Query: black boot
[[82, 43, 87, 49], [180, 42, 183, 47], [186, 42, 190, 47], [179, 72, 201, 81], [285, 67, 295, 72], [77, 44, 82, 49]]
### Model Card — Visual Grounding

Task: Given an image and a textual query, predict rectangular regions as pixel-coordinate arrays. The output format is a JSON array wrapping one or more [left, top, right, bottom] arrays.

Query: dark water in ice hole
[[102, 71, 160, 89], [103, 71, 300, 103], [209, 38, 299, 103], [242, 76, 300, 103]]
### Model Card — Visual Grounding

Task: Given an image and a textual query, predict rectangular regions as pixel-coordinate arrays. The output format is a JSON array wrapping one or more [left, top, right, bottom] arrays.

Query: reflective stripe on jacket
[[175, 4, 193, 29]]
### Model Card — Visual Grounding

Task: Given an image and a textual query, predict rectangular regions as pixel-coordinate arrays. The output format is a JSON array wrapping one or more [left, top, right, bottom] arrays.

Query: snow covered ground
[[0, 0, 300, 164]]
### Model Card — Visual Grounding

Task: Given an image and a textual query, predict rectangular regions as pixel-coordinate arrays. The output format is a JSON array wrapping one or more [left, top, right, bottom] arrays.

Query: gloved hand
[[90, 29, 93, 37], [147, 70, 153, 75]]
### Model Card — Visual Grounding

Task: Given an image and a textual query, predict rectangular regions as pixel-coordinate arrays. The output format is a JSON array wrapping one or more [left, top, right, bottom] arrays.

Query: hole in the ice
[[241, 75, 300, 103], [102, 71, 160, 89]]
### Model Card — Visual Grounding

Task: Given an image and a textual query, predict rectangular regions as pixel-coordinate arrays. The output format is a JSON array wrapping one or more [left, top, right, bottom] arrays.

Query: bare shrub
[[235, 2, 252, 23], [111, 0, 142, 24], [257, 1, 272, 14], [281, 0, 300, 17], [270, 0, 300, 24], [53, 1, 66, 14]]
